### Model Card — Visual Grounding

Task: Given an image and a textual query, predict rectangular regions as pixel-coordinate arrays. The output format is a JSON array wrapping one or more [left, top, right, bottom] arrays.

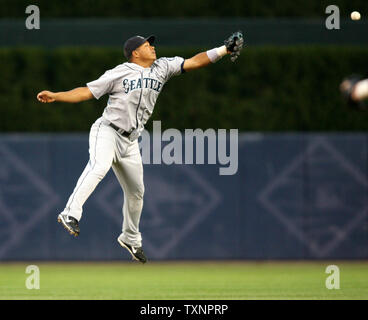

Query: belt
[[108, 122, 130, 138]]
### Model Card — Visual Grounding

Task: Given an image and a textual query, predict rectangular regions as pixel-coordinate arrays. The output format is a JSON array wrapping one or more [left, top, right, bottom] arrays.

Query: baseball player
[[36, 32, 244, 263]]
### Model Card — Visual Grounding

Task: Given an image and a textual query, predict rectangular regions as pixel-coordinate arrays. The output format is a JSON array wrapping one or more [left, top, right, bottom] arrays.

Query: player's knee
[[134, 185, 144, 200], [127, 185, 144, 201]]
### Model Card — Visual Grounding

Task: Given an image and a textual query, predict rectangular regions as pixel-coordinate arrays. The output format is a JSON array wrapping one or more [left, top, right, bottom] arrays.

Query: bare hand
[[37, 90, 56, 103]]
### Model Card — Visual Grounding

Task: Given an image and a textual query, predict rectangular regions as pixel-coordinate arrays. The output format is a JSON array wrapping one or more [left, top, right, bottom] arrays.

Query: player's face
[[135, 41, 156, 61]]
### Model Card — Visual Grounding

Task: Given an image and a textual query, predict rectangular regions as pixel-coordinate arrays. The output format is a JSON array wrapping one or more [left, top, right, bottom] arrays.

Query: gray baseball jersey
[[87, 56, 185, 140]]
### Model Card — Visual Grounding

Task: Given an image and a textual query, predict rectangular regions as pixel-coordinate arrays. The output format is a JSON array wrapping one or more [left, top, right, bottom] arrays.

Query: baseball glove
[[224, 31, 245, 62], [340, 74, 367, 110]]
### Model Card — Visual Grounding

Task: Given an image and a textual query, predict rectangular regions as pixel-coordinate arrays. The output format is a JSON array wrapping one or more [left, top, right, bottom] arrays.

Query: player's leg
[[113, 138, 146, 263], [58, 118, 115, 236]]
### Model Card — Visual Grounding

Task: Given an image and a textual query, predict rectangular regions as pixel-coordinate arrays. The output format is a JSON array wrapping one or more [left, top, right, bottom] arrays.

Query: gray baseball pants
[[61, 116, 144, 247]]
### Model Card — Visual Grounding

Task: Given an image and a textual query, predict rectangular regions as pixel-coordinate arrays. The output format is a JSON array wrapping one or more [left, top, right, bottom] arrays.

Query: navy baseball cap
[[124, 35, 155, 60]]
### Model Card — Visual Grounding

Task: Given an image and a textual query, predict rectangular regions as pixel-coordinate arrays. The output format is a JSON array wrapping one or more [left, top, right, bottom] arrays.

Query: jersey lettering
[[123, 77, 163, 94]]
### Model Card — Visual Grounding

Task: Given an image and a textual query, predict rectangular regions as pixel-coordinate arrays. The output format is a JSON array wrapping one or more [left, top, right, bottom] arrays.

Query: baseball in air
[[351, 11, 361, 21]]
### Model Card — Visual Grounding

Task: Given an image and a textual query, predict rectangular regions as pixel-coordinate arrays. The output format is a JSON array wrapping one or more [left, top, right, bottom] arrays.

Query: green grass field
[[0, 261, 367, 300]]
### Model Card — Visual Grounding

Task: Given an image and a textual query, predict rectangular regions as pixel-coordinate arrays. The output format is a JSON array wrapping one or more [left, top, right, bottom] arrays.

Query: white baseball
[[351, 11, 361, 21]]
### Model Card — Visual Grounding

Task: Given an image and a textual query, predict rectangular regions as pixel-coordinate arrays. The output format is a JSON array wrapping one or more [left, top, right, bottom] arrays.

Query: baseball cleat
[[117, 237, 147, 264], [57, 214, 80, 237]]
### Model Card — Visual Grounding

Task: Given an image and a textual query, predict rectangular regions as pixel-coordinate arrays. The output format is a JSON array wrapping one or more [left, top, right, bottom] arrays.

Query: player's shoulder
[[110, 63, 132, 72], [152, 57, 184, 71], [151, 57, 166, 68], [150, 58, 167, 72], [101, 63, 135, 77], [154, 56, 183, 65]]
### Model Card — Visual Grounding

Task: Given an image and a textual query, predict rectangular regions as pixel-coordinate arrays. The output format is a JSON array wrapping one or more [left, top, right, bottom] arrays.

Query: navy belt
[[108, 123, 130, 138]]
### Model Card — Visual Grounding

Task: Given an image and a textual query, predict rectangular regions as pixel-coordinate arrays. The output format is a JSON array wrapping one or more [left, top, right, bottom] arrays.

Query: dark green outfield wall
[[1, 46, 367, 132]]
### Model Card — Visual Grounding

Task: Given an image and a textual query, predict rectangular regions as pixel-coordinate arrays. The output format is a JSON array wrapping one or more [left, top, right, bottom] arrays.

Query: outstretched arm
[[37, 86, 94, 103], [183, 47, 228, 72], [183, 31, 244, 72]]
